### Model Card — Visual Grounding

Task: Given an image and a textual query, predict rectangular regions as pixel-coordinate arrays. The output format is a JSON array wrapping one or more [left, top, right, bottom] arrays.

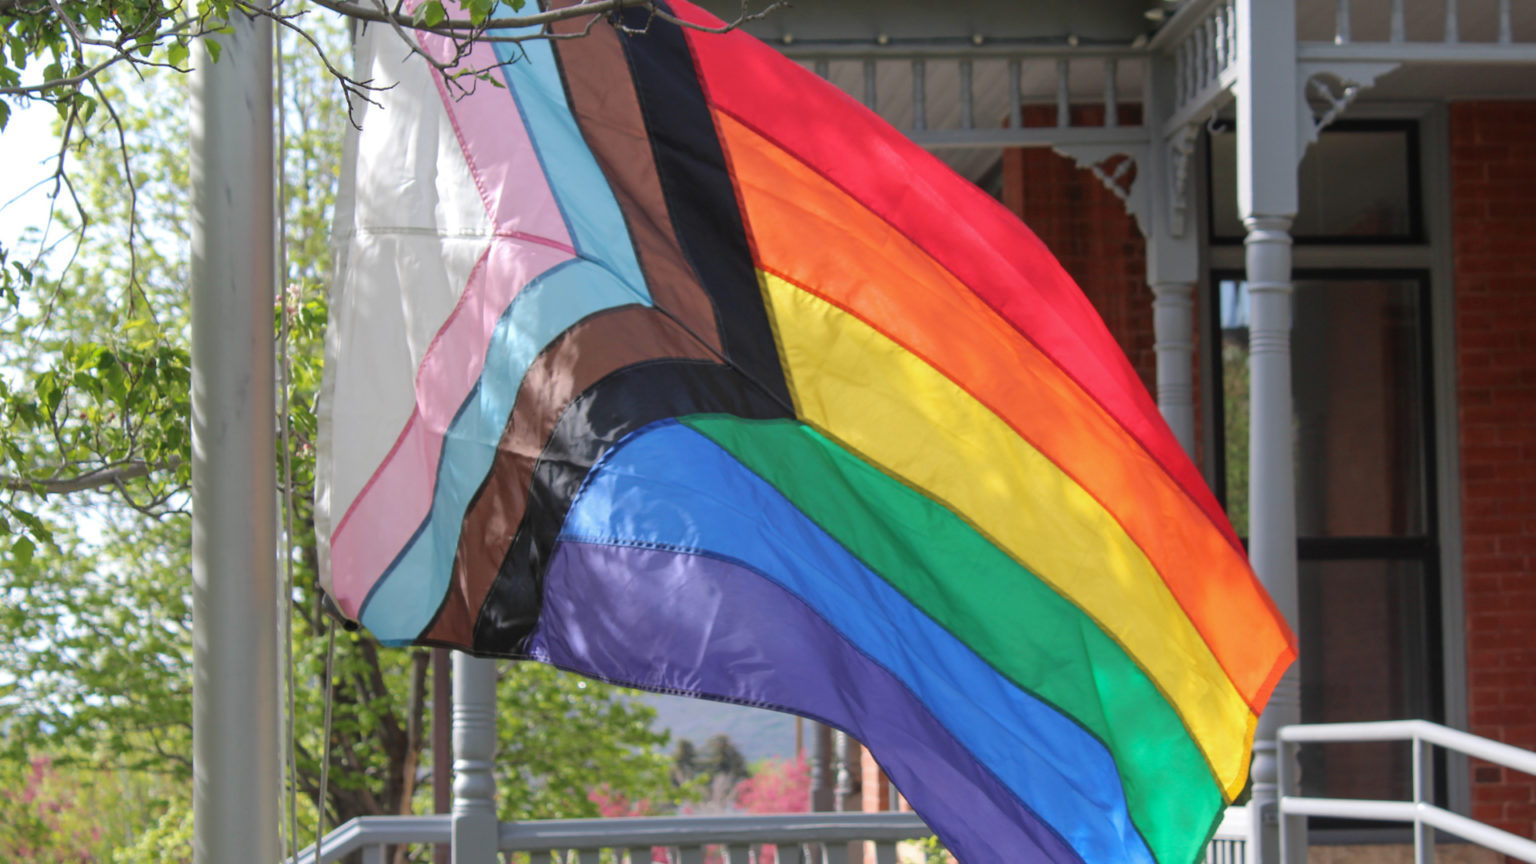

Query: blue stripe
[[357, 260, 647, 639], [357, 9, 660, 636], [559, 419, 1156, 864], [488, 9, 646, 291]]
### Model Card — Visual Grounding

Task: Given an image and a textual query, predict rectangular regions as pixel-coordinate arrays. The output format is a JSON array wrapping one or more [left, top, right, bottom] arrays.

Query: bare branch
[[1, 456, 182, 495]]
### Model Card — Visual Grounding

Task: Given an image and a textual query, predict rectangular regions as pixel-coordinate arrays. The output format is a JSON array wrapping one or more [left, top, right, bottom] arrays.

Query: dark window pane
[[1298, 558, 1436, 801], [1293, 279, 1427, 537], [1210, 125, 1419, 242], [1217, 278, 1427, 537]]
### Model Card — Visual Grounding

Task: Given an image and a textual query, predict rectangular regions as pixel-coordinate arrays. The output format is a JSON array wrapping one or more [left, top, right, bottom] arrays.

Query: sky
[[0, 95, 70, 270]]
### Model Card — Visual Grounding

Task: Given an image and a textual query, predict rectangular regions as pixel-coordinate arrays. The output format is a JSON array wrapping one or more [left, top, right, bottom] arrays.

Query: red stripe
[[671, 0, 1243, 553]]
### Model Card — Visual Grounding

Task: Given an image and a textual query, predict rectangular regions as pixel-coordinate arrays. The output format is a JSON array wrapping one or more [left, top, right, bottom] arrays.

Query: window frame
[[1198, 103, 1471, 833], [1206, 119, 1426, 247]]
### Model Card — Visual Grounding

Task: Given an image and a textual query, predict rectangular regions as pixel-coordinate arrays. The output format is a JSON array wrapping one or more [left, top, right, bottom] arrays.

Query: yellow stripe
[[761, 270, 1254, 797]]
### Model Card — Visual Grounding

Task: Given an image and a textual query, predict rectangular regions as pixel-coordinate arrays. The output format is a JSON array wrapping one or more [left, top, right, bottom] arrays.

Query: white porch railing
[[1279, 720, 1536, 864], [288, 811, 933, 864], [286, 807, 1255, 864]]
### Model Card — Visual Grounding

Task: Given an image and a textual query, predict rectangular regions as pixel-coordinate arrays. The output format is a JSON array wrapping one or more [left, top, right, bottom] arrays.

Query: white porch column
[[1236, 1, 1303, 863], [1151, 281, 1197, 455], [451, 653, 499, 863], [1144, 52, 1201, 458], [190, 9, 278, 864]]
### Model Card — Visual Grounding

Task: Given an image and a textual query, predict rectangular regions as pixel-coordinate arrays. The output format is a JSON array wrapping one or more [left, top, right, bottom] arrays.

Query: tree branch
[[1, 456, 182, 494]]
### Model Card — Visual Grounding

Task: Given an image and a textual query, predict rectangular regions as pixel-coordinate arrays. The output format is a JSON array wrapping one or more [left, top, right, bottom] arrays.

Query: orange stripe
[[715, 110, 1295, 708]]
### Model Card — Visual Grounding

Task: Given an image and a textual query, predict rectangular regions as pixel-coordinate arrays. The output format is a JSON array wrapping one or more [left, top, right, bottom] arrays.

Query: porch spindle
[[1103, 57, 1119, 127], [1445, 0, 1459, 43], [1151, 282, 1197, 454], [1391, 0, 1406, 42], [1214, 7, 1229, 71], [863, 59, 877, 109], [814, 59, 829, 79], [960, 58, 974, 129], [1499, 0, 1512, 43], [1336, 0, 1351, 44], [1176, 41, 1189, 105], [452, 653, 498, 864], [1055, 58, 1070, 127], [911, 59, 927, 131], [1200, 18, 1213, 87], [1227, 0, 1240, 67]]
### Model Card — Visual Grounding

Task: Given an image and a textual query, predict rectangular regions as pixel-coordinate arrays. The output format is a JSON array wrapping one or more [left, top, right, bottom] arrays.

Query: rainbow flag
[[316, 3, 1296, 862]]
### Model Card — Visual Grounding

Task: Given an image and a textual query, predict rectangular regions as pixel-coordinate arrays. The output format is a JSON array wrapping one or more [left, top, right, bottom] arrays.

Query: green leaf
[[11, 536, 35, 568], [167, 41, 189, 68], [413, 0, 447, 27], [205, 38, 222, 64]]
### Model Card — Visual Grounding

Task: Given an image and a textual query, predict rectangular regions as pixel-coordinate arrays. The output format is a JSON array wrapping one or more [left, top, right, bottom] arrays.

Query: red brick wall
[[1001, 105, 1156, 395], [1450, 101, 1536, 839]]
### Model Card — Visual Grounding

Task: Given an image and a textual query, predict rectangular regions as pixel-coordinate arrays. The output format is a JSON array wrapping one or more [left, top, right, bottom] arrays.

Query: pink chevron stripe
[[330, 30, 575, 614], [417, 31, 574, 241], [331, 238, 571, 616]]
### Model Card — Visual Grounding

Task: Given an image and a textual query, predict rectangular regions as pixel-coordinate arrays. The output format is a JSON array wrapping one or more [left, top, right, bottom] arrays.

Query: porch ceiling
[[695, 0, 1160, 44]]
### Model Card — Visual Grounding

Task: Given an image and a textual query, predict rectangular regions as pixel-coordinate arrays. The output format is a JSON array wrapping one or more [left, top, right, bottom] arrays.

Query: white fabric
[[314, 26, 491, 595]]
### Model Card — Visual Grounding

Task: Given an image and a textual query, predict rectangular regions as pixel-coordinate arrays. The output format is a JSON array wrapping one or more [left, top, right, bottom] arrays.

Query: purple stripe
[[528, 540, 1084, 864]]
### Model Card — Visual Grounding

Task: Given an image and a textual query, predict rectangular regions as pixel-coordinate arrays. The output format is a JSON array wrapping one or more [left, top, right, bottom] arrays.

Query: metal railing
[[1279, 719, 1536, 864], [287, 805, 1257, 864], [288, 811, 933, 864], [1206, 805, 1249, 864]]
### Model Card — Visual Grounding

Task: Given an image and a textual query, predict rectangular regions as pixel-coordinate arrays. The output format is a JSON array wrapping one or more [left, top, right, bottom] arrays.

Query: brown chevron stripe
[[424, 305, 720, 643], [547, 4, 721, 348]]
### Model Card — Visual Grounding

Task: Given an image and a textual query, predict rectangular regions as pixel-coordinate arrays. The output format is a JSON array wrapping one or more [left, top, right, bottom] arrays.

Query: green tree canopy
[[0, 21, 692, 859]]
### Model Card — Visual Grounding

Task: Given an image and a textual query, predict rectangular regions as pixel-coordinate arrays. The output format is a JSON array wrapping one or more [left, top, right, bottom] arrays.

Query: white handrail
[[1280, 719, 1536, 777], [1277, 720, 1536, 864], [286, 812, 933, 864]]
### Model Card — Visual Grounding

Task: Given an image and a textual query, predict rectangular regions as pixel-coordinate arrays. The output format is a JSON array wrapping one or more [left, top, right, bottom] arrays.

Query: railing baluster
[[1007, 58, 1022, 129], [779, 843, 805, 864], [678, 845, 705, 864], [1195, 21, 1209, 90], [813, 59, 828, 79], [911, 59, 926, 131], [959, 58, 974, 129], [873, 840, 898, 864], [1444, 0, 1459, 43], [1214, 5, 1228, 71], [721, 843, 747, 864], [1176, 40, 1190, 105], [1390, 0, 1406, 42], [1414, 735, 1437, 864], [823, 843, 849, 864], [362, 845, 385, 864], [1335, 0, 1351, 44], [862, 59, 877, 110], [1499, 0, 1513, 43], [1055, 58, 1070, 127], [1227, 0, 1239, 66], [1103, 57, 1118, 127]]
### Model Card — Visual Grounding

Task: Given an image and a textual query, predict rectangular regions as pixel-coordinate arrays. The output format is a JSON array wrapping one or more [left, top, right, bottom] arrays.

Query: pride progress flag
[[315, 3, 1296, 862]]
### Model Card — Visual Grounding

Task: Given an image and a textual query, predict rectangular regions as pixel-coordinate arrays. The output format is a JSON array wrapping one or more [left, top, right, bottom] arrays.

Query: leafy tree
[[0, 20, 687, 859], [734, 753, 808, 815], [697, 734, 750, 789]]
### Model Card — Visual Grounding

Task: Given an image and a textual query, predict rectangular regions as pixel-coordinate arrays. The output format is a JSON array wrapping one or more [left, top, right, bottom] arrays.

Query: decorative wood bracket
[[1296, 61, 1400, 150], [1052, 142, 1151, 239]]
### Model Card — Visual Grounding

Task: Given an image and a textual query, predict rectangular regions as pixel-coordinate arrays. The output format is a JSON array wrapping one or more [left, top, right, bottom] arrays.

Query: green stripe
[[682, 414, 1224, 864]]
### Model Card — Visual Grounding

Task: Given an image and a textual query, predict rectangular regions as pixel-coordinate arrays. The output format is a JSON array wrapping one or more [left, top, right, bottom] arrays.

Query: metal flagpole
[[190, 7, 279, 864]]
